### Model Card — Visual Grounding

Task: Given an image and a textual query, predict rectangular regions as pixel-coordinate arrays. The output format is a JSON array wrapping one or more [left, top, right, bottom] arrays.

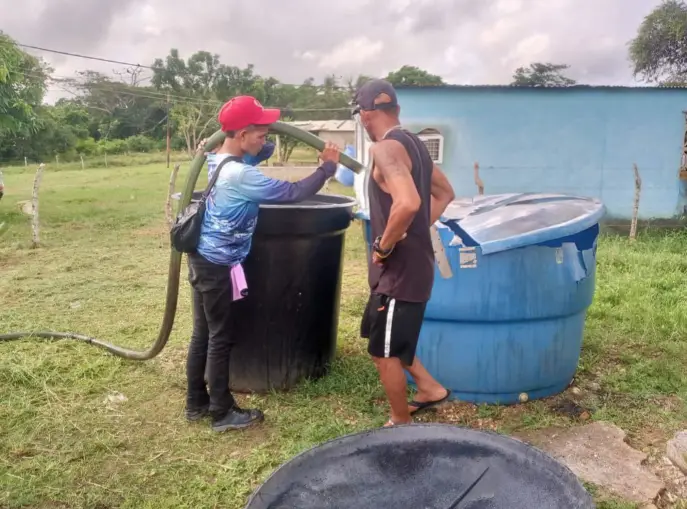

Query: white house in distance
[[284, 120, 355, 148]]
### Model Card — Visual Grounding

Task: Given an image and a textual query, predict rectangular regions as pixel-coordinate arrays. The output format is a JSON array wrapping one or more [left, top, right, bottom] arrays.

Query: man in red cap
[[186, 95, 341, 433]]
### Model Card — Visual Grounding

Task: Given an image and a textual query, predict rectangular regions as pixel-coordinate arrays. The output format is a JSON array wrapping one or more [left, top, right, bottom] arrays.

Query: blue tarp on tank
[[355, 193, 605, 256], [438, 193, 605, 255]]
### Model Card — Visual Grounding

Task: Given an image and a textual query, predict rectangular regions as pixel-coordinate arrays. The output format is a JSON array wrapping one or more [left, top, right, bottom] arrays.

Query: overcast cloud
[[0, 0, 660, 100]]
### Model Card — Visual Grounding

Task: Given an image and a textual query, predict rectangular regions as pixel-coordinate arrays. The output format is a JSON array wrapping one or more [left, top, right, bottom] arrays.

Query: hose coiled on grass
[[0, 122, 364, 359]]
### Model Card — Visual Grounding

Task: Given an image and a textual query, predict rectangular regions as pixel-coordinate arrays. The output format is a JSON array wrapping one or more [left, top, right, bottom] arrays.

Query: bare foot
[[384, 417, 412, 427]]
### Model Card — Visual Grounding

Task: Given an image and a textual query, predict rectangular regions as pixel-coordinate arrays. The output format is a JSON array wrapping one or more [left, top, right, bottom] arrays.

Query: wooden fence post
[[166, 163, 181, 227], [473, 161, 484, 195], [275, 135, 282, 164], [31, 163, 46, 248], [629, 163, 642, 241]]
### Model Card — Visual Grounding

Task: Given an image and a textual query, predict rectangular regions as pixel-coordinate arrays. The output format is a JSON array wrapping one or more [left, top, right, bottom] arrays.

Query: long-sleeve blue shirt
[[197, 154, 335, 266]]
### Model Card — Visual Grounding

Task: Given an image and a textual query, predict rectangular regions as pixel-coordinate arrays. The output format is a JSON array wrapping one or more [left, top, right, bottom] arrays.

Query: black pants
[[186, 252, 237, 418]]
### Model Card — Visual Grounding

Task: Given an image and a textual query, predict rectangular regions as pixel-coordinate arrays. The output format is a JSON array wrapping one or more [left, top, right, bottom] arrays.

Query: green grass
[[0, 147, 319, 175], [1, 162, 686, 508]]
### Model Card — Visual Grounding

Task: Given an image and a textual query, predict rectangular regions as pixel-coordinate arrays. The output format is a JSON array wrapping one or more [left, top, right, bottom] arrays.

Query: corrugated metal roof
[[394, 84, 687, 91], [285, 120, 355, 131]]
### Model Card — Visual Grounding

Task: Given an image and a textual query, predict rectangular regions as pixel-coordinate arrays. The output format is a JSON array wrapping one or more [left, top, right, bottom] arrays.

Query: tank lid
[[440, 193, 605, 255], [244, 424, 594, 508]]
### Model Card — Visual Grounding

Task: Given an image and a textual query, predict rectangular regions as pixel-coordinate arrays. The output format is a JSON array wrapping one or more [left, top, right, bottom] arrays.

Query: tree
[[152, 49, 250, 153], [0, 32, 51, 138], [629, 0, 687, 84], [385, 65, 445, 87], [511, 63, 576, 87], [6, 103, 92, 162], [58, 70, 166, 140], [170, 101, 218, 156], [0, 41, 371, 162], [152, 49, 266, 101]]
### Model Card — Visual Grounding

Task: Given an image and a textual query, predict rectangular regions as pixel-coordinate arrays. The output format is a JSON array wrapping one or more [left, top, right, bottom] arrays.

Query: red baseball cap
[[217, 96, 281, 132]]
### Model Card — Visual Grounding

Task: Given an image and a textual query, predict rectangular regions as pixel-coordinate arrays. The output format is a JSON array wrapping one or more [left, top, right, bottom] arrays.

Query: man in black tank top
[[353, 79, 456, 426]]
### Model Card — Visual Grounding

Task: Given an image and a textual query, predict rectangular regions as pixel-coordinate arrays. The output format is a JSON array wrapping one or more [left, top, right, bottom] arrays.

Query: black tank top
[[368, 128, 435, 303]]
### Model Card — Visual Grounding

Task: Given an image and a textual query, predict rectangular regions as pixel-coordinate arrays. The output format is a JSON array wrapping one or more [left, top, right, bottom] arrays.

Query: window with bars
[[417, 128, 444, 164]]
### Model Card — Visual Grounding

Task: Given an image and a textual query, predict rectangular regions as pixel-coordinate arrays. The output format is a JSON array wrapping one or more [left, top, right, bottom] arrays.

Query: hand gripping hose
[[0, 122, 364, 360]]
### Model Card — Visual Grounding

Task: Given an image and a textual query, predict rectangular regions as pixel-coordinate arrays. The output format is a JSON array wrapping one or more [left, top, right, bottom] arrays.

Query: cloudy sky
[[1, 0, 660, 99]]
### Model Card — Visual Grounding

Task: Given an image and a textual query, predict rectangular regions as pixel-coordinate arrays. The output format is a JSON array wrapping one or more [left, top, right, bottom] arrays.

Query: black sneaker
[[185, 404, 209, 422], [211, 407, 264, 432]]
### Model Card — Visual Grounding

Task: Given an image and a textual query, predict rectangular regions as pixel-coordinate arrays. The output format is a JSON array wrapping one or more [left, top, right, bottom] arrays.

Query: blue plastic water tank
[[358, 193, 605, 405]]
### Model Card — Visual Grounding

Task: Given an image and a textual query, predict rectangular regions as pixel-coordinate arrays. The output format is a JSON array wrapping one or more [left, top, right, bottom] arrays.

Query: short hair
[[225, 124, 267, 138]]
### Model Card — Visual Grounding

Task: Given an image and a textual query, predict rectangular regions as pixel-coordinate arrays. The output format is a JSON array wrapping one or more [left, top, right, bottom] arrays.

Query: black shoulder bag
[[170, 155, 241, 253]]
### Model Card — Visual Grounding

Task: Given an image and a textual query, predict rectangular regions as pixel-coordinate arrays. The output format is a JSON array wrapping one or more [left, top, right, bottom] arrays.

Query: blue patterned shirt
[[197, 153, 334, 266]]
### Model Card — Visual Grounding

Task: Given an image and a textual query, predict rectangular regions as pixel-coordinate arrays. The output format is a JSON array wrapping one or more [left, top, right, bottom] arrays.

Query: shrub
[[126, 135, 155, 153]]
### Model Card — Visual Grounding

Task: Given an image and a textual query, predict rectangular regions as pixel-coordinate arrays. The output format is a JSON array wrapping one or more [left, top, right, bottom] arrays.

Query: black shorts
[[360, 293, 427, 366]]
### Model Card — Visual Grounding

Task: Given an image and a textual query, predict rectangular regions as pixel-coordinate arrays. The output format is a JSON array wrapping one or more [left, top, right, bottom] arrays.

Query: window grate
[[422, 138, 441, 161], [418, 134, 444, 164]]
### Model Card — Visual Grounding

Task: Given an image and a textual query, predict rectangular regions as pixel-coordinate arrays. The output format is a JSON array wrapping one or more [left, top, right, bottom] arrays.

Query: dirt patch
[[411, 400, 531, 432], [549, 397, 594, 421], [514, 421, 665, 504], [410, 390, 595, 431], [626, 425, 674, 454]]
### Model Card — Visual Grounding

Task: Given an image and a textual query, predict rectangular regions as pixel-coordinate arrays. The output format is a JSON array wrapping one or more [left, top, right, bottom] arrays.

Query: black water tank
[[245, 424, 595, 508], [225, 194, 356, 393]]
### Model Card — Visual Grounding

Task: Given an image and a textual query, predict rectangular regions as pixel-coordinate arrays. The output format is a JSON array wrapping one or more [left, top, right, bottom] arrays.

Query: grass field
[[1, 160, 686, 508], [0, 146, 318, 175]]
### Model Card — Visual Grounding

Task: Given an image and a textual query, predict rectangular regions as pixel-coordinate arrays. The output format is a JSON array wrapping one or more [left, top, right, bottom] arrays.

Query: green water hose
[[0, 122, 365, 359]]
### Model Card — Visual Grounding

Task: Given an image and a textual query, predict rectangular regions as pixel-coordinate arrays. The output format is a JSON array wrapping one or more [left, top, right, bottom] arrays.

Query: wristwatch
[[372, 236, 394, 259]]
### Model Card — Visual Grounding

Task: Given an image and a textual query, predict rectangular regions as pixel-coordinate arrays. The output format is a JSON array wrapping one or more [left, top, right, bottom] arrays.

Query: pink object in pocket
[[230, 263, 248, 301]]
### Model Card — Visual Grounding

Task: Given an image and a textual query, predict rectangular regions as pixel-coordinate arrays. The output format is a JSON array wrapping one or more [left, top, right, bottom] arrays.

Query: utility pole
[[166, 92, 171, 169]]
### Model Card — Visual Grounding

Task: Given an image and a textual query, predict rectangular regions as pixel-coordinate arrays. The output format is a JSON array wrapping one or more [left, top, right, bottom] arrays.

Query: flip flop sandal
[[409, 389, 452, 416]]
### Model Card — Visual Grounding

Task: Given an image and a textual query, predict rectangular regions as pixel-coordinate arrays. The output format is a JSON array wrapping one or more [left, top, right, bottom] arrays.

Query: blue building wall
[[395, 86, 687, 221]]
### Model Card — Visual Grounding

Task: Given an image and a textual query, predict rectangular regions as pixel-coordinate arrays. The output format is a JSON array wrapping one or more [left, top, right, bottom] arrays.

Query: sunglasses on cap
[[350, 101, 398, 117]]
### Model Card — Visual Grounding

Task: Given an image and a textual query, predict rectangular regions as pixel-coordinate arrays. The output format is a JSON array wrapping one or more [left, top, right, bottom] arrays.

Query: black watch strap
[[373, 236, 394, 258]]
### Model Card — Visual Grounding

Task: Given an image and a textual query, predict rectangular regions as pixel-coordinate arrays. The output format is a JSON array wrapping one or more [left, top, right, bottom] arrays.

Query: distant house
[[286, 120, 355, 148], [354, 85, 687, 222]]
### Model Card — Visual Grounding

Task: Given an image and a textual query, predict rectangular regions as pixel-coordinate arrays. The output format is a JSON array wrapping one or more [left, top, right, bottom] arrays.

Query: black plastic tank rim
[[244, 422, 593, 507], [259, 194, 357, 210]]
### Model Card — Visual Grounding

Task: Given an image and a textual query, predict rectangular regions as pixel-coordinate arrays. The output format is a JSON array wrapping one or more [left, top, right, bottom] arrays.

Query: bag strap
[[201, 155, 243, 201]]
